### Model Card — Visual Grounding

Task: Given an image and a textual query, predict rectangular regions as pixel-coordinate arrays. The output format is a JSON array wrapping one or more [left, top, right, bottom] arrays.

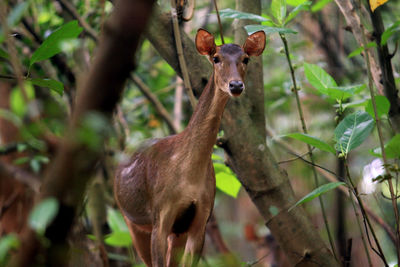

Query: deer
[[114, 28, 266, 267]]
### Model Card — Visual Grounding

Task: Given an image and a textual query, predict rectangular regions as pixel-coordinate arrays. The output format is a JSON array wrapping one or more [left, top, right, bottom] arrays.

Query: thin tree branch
[[0, 161, 41, 193]]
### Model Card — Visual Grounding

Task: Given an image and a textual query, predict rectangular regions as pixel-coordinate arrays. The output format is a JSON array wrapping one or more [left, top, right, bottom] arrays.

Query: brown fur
[[114, 29, 266, 267]]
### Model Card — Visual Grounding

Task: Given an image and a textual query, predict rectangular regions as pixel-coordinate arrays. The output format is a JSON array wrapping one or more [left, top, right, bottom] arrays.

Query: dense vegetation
[[0, 0, 399, 266]]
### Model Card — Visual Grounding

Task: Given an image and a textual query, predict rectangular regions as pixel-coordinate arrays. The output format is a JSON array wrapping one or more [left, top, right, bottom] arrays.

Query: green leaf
[[0, 108, 22, 127], [286, 0, 308, 6], [304, 63, 337, 95], [370, 134, 400, 159], [104, 231, 132, 247], [326, 84, 365, 100], [216, 172, 241, 198], [271, 0, 287, 25], [29, 78, 64, 96], [0, 234, 20, 265], [107, 208, 129, 233], [10, 84, 35, 117], [285, 1, 311, 25], [334, 111, 375, 156], [7, 1, 31, 27], [28, 198, 59, 235], [365, 95, 390, 119], [348, 42, 377, 58], [289, 182, 345, 211], [311, 0, 332, 12], [30, 20, 83, 66], [218, 8, 269, 22], [284, 132, 335, 154], [334, 99, 369, 111], [245, 25, 297, 35], [381, 20, 400, 45]]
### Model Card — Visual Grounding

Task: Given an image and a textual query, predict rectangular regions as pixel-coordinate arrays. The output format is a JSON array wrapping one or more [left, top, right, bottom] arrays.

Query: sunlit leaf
[[245, 25, 297, 35], [304, 63, 337, 95], [216, 172, 241, 198], [28, 198, 59, 235], [365, 95, 390, 119], [29, 78, 64, 96], [370, 0, 389, 12], [370, 134, 400, 159], [334, 111, 375, 156], [286, 0, 308, 6], [284, 132, 335, 154], [285, 1, 311, 25], [271, 0, 287, 25], [311, 0, 332, 12], [104, 231, 132, 247], [218, 8, 269, 22], [30, 20, 83, 66], [289, 182, 346, 211], [10, 84, 35, 117]]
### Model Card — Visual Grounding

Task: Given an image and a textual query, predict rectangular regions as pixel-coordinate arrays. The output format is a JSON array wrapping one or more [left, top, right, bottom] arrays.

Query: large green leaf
[[286, 0, 308, 6], [289, 182, 345, 211], [30, 20, 83, 66], [304, 63, 337, 95], [370, 134, 400, 159], [365, 95, 390, 119], [271, 0, 287, 25], [245, 25, 297, 35], [285, 1, 311, 25], [29, 78, 64, 96], [28, 198, 59, 235], [104, 231, 132, 247], [284, 132, 335, 154], [334, 111, 375, 156], [214, 162, 241, 198], [218, 8, 269, 22]]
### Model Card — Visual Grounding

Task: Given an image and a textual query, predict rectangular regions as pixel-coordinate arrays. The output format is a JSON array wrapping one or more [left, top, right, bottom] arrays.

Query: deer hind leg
[[167, 233, 187, 267], [124, 216, 152, 266], [181, 209, 209, 267]]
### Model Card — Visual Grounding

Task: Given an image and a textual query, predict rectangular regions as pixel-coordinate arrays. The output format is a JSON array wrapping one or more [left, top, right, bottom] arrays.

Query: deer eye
[[243, 57, 250, 64], [213, 56, 220, 64]]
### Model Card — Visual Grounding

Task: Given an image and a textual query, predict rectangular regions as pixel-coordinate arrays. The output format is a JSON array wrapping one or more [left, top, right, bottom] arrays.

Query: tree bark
[[146, 4, 338, 266]]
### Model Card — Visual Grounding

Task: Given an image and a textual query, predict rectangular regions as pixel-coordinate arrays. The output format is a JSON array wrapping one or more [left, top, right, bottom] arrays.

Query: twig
[[56, 0, 98, 41], [0, 161, 41, 193], [355, 0, 400, 262], [213, 0, 224, 44], [170, 0, 197, 109], [268, 127, 397, 245], [132, 74, 179, 134], [280, 33, 339, 262]]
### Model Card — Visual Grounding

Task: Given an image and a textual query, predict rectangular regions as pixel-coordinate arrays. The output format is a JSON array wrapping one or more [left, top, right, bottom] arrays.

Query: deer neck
[[182, 72, 229, 162]]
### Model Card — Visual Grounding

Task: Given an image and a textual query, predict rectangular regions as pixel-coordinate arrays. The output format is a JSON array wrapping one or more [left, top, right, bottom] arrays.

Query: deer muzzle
[[229, 80, 244, 96]]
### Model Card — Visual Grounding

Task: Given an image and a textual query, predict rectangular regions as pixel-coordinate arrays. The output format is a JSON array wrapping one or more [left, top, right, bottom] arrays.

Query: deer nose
[[229, 80, 244, 96]]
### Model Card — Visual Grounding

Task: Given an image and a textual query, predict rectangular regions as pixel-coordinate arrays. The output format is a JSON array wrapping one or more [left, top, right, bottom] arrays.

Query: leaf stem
[[355, 0, 400, 261], [344, 160, 388, 266], [280, 33, 339, 262]]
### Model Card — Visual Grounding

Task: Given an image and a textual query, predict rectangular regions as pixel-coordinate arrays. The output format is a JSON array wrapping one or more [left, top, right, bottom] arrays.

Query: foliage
[[28, 198, 59, 235]]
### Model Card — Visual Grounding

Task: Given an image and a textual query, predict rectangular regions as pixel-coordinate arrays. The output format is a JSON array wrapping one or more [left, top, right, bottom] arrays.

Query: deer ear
[[243, 31, 266, 56], [196, 29, 216, 55]]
